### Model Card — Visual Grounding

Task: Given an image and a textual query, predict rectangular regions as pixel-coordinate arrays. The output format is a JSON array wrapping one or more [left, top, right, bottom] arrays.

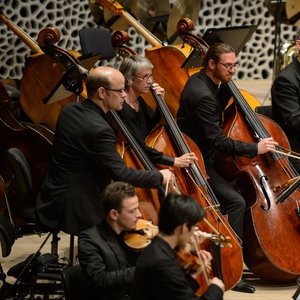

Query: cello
[[177, 18, 300, 283], [0, 10, 87, 131]]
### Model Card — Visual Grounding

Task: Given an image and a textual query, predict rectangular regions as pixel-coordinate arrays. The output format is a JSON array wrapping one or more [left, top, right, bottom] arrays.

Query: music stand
[[181, 24, 258, 69]]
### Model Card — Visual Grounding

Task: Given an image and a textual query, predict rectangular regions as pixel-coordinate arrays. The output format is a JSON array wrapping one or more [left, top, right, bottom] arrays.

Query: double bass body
[[143, 87, 244, 292], [217, 102, 300, 283], [146, 125, 244, 292]]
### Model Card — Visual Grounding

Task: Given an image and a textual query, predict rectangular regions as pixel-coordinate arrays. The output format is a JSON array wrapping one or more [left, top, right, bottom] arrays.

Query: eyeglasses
[[104, 87, 126, 93], [134, 74, 153, 81], [218, 62, 240, 70]]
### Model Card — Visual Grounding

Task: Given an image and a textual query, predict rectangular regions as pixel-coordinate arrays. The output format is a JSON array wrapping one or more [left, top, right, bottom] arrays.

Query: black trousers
[[206, 167, 246, 241]]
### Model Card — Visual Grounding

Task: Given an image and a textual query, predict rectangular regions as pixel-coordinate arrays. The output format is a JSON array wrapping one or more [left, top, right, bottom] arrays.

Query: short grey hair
[[119, 55, 153, 85]]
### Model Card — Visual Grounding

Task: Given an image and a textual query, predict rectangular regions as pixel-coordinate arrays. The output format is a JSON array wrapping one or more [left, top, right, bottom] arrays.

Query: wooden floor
[[0, 232, 298, 300]]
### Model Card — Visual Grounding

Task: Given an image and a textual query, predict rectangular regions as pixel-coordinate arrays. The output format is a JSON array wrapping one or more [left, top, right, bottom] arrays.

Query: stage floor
[[0, 232, 298, 300]]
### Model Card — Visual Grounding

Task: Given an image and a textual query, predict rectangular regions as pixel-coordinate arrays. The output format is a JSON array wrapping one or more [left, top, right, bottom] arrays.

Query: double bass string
[[228, 80, 300, 220], [228, 81, 297, 179]]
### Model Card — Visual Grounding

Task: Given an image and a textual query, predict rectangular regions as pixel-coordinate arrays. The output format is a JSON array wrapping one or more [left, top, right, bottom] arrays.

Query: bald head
[[86, 66, 125, 99]]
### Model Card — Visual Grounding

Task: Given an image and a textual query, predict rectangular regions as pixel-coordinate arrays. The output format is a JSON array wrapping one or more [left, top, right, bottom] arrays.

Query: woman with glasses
[[117, 55, 197, 168]]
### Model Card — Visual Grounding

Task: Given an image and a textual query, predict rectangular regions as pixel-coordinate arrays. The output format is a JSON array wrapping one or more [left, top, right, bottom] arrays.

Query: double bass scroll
[[177, 18, 209, 61], [36, 27, 89, 104], [98, 0, 200, 117], [0, 10, 88, 131]]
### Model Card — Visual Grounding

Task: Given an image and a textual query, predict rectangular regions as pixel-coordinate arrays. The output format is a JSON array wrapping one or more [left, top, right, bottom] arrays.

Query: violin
[[176, 231, 222, 276], [124, 219, 158, 251], [176, 249, 205, 274]]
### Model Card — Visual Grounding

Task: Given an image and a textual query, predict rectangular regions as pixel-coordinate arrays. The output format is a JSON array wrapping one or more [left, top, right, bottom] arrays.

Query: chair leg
[[50, 231, 60, 256]]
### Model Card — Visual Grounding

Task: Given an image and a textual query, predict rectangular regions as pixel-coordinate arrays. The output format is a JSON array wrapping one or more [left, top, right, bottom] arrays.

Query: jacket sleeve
[[90, 123, 163, 189]]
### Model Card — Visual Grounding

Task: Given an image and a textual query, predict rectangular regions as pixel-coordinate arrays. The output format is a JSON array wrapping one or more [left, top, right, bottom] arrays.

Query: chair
[[62, 265, 95, 300], [293, 280, 300, 300], [79, 27, 116, 59], [0, 148, 66, 299], [3, 147, 60, 254]]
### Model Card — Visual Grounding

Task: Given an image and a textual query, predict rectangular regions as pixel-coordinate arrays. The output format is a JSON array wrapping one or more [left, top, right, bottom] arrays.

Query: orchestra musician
[[132, 192, 225, 300], [177, 42, 278, 293], [78, 181, 142, 300], [117, 55, 197, 168], [271, 28, 300, 174], [36, 66, 175, 236]]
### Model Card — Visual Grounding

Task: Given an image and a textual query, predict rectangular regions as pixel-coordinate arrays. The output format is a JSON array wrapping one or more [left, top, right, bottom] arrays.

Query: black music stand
[[181, 24, 258, 69]]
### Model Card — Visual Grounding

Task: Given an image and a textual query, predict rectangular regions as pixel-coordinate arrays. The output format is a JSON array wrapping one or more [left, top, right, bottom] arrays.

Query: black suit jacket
[[36, 99, 162, 235], [78, 220, 137, 300], [271, 57, 300, 156], [132, 236, 223, 300], [177, 69, 257, 168]]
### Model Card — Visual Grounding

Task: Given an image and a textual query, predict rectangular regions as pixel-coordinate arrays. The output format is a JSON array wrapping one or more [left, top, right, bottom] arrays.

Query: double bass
[[109, 105, 239, 295], [109, 109, 164, 223], [177, 18, 300, 283], [95, 0, 200, 117], [96, 0, 261, 118], [0, 10, 87, 131], [111, 31, 243, 293], [217, 82, 300, 283], [146, 86, 243, 293]]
